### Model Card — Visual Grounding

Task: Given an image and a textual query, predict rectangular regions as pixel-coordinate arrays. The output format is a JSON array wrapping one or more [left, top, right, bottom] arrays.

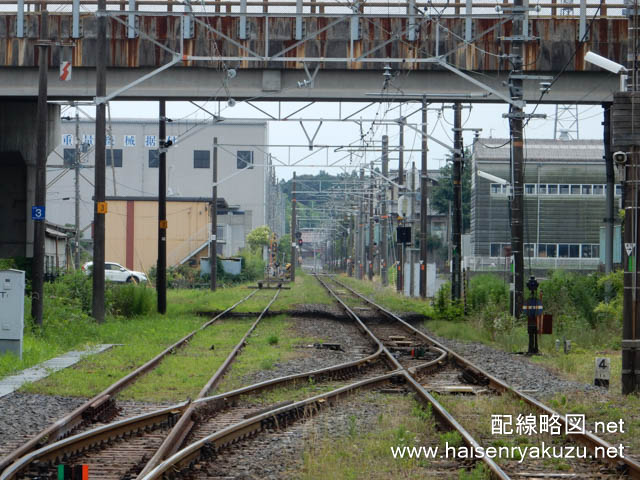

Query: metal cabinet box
[[0, 269, 25, 359]]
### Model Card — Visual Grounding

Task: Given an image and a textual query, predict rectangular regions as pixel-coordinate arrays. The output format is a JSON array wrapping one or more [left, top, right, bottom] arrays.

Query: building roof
[[474, 138, 604, 163], [105, 196, 231, 209]]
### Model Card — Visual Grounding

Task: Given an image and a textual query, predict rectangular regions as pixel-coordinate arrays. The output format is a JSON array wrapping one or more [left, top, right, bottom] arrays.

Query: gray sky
[[79, 100, 606, 181]]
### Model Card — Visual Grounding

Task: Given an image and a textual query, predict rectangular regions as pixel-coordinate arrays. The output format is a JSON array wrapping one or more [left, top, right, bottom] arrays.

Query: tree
[[277, 233, 292, 263], [430, 154, 472, 233], [246, 225, 271, 251]]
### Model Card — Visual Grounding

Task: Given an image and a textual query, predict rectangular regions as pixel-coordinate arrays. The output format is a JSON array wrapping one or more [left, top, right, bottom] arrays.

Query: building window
[[558, 244, 569, 258], [216, 225, 225, 241], [524, 243, 535, 257], [581, 184, 592, 195], [490, 184, 501, 194], [559, 184, 570, 195], [149, 150, 159, 168], [525, 184, 536, 195], [538, 184, 547, 194], [194, 150, 210, 169], [490, 243, 501, 257], [593, 184, 604, 195], [547, 244, 557, 258], [569, 244, 580, 258], [592, 244, 600, 258], [582, 244, 592, 258], [570, 184, 580, 195], [548, 184, 558, 194], [63, 148, 76, 167], [616, 184, 622, 196], [237, 150, 254, 169], [106, 149, 123, 167]]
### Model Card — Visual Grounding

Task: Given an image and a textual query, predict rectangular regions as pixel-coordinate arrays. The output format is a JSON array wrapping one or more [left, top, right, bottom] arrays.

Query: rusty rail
[[137, 288, 281, 477], [139, 275, 507, 480], [1, 342, 388, 478], [0, 289, 260, 473], [330, 275, 640, 480]]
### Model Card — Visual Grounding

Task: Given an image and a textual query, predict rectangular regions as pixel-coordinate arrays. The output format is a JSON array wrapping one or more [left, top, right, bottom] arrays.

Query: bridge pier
[[0, 100, 60, 259]]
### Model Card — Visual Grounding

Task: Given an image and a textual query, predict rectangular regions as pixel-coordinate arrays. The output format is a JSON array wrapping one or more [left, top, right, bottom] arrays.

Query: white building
[[47, 118, 282, 240]]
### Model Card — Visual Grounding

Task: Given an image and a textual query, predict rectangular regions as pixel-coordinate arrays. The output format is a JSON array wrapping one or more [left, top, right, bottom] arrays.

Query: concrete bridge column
[[0, 100, 60, 258]]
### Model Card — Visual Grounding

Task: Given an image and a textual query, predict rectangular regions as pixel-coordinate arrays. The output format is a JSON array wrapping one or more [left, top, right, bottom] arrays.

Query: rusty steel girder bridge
[[0, 0, 631, 103]]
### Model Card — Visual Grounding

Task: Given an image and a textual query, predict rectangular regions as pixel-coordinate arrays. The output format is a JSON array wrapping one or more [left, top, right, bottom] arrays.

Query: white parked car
[[82, 262, 148, 284]]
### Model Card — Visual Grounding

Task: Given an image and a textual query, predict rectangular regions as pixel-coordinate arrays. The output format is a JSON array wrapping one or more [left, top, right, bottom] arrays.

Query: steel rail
[[330, 276, 640, 479], [137, 289, 281, 477], [1, 332, 387, 479], [140, 372, 401, 479], [0, 289, 260, 473], [315, 274, 510, 480]]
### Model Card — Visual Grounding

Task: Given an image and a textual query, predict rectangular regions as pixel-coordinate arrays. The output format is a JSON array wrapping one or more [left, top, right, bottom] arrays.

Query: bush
[[468, 274, 508, 310], [108, 283, 156, 317], [43, 271, 155, 319], [433, 282, 464, 321]]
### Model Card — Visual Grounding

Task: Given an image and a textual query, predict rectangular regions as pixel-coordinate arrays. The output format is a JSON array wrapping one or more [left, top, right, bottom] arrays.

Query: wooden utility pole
[[419, 98, 428, 298], [210, 137, 218, 291], [618, 0, 640, 394], [397, 120, 404, 292], [368, 162, 374, 281], [508, 0, 525, 319], [92, 0, 107, 323], [452, 103, 463, 300], [381, 135, 389, 286], [157, 100, 167, 314], [291, 172, 296, 282], [32, 10, 49, 326]]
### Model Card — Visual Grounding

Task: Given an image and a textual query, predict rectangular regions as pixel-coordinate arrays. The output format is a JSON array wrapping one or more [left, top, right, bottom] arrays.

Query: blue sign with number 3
[[32, 206, 45, 221]]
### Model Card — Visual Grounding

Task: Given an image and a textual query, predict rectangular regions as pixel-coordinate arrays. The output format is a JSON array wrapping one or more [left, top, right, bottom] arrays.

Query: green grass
[[270, 272, 333, 310], [19, 312, 207, 399], [214, 315, 319, 394], [300, 393, 489, 480], [339, 275, 433, 317]]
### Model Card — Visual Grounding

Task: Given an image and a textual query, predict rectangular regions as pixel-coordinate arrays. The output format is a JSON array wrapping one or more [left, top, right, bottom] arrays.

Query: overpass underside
[[0, 10, 628, 103]]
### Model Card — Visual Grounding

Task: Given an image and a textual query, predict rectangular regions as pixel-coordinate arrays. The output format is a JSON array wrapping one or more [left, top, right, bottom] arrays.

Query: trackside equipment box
[[0, 269, 25, 359]]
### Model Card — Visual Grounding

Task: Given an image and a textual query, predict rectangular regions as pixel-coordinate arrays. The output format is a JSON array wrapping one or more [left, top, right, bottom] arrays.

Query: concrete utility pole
[[157, 101, 167, 314], [368, 162, 374, 281], [381, 135, 389, 286], [452, 103, 463, 300], [210, 137, 218, 291], [508, 0, 525, 318], [291, 172, 296, 282], [603, 103, 614, 274], [74, 109, 81, 270], [92, 0, 107, 323], [419, 98, 428, 298], [396, 120, 404, 292], [358, 168, 365, 280], [410, 162, 416, 296], [618, 2, 640, 395], [32, 9, 49, 326]]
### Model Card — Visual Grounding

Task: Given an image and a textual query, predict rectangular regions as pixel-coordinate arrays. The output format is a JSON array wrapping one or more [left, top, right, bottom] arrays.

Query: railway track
[[322, 275, 640, 480], [0, 289, 269, 472], [0, 287, 394, 479], [5, 275, 640, 479]]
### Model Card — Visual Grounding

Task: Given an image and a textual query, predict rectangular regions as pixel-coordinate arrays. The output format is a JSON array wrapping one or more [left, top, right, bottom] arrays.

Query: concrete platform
[[0, 344, 116, 398]]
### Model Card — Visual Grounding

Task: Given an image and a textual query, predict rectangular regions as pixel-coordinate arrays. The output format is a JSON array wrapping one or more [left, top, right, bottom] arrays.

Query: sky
[[70, 99, 607, 182]]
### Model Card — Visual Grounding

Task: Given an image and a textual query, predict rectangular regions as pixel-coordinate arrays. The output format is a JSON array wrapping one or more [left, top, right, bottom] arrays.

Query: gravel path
[[189, 390, 396, 480], [241, 316, 375, 385], [412, 322, 603, 399]]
